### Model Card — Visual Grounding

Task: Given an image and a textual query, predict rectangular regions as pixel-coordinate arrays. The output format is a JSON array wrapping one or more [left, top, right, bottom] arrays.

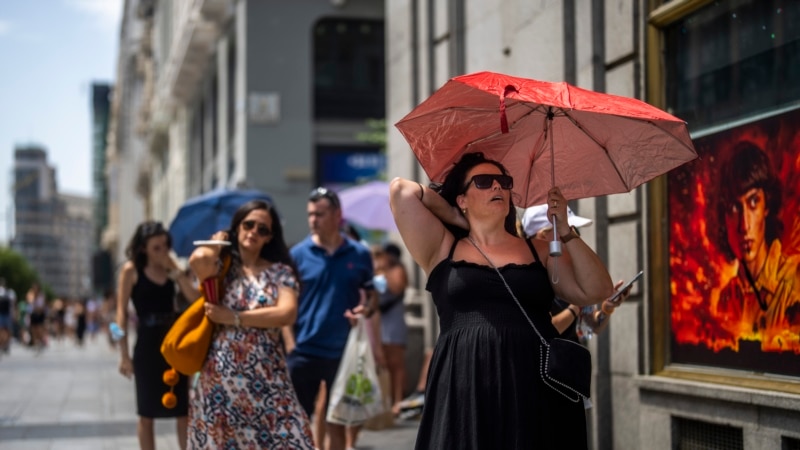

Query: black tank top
[[0, 288, 12, 315], [130, 267, 176, 317]]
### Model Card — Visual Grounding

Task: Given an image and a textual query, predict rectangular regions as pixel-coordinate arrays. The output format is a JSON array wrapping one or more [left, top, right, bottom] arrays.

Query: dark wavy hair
[[430, 152, 518, 238], [713, 141, 783, 261], [221, 200, 299, 278], [125, 221, 171, 271]]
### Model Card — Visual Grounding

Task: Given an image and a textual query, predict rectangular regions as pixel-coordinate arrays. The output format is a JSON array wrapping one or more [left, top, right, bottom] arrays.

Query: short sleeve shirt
[[290, 235, 374, 359]]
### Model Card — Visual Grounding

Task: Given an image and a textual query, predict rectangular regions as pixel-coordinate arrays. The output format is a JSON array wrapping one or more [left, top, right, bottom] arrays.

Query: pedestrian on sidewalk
[[116, 221, 200, 450], [75, 299, 87, 347], [389, 153, 615, 449], [285, 187, 378, 450], [188, 200, 315, 449], [372, 242, 409, 415], [26, 283, 48, 352], [0, 278, 16, 354], [521, 204, 632, 340]]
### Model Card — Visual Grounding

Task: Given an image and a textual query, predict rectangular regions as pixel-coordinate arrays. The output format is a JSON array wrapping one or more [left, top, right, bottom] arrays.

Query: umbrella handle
[[549, 215, 563, 257]]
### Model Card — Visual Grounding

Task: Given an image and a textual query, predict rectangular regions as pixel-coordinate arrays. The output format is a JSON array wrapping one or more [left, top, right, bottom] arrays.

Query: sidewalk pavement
[[0, 336, 419, 449]]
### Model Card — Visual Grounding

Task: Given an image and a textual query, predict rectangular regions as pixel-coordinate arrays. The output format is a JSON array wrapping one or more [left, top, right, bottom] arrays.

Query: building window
[[313, 18, 385, 119], [664, 0, 800, 132], [661, 0, 800, 379]]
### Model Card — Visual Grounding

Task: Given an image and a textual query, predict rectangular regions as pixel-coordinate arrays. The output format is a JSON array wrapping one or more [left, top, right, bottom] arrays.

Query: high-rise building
[[58, 194, 93, 299], [91, 83, 112, 248], [91, 83, 114, 294], [11, 146, 93, 299], [11, 146, 63, 294]]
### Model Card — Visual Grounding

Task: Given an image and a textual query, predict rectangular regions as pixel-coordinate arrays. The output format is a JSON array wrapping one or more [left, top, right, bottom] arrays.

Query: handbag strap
[[467, 236, 590, 403], [466, 236, 548, 347]]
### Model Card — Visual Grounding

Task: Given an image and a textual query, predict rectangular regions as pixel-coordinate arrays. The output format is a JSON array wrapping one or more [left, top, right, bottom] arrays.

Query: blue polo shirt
[[290, 235, 374, 359]]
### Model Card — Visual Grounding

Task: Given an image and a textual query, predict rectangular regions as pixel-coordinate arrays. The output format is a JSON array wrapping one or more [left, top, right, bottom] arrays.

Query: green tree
[[356, 118, 387, 182], [0, 246, 40, 301]]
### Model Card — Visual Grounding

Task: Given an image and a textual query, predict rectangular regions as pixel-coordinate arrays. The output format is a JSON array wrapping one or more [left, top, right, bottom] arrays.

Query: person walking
[[285, 187, 377, 450], [389, 152, 614, 449], [372, 242, 409, 415], [0, 278, 16, 354], [26, 283, 47, 352], [115, 221, 199, 450], [188, 200, 314, 449]]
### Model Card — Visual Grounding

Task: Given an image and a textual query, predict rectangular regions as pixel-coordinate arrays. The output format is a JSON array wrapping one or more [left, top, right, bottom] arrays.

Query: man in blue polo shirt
[[286, 187, 376, 450]]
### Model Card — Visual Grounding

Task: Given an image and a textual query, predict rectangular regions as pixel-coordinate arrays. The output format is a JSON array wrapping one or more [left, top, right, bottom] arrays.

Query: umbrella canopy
[[169, 188, 274, 257], [339, 181, 397, 232], [395, 71, 698, 207]]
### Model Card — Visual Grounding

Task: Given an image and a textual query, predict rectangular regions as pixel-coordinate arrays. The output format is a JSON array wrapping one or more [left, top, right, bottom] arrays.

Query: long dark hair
[[713, 141, 783, 261], [222, 200, 299, 277], [431, 152, 518, 238], [124, 221, 172, 271]]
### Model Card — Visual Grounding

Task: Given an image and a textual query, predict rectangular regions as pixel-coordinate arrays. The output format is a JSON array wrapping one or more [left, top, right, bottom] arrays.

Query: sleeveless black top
[[416, 237, 587, 450], [131, 268, 175, 315]]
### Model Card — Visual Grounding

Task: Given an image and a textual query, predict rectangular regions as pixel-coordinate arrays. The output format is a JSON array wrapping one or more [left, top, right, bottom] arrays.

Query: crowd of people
[[0, 278, 114, 356], [1, 153, 636, 450]]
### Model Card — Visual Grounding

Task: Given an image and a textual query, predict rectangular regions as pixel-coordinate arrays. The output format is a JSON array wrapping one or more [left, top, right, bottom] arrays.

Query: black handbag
[[542, 337, 592, 400], [467, 237, 592, 403]]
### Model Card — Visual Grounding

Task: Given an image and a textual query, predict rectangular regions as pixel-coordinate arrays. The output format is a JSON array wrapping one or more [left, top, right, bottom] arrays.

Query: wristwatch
[[559, 229, 580, 244]]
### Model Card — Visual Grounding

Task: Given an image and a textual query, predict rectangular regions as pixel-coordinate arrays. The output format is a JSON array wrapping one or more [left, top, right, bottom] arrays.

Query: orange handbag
[[161, 256, 231, 376]]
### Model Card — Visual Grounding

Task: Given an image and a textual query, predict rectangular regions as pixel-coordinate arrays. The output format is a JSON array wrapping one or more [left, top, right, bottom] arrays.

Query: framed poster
[[668, 108, 800, 377]]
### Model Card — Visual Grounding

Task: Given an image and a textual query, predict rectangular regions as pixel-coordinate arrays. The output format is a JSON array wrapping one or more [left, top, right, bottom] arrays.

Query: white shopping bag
[[326, 316, 384, 425]]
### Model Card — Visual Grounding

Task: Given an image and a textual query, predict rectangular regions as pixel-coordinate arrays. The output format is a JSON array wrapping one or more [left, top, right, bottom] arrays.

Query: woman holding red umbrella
[[389, 152, 614, 449]]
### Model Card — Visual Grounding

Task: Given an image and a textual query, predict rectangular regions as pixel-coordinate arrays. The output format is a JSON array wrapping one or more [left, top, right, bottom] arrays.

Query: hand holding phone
[[607, 270, 644, 304]]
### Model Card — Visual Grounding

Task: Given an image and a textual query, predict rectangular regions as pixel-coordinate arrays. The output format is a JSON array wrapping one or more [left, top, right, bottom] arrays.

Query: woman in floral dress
[[188, 200, 314, 449]]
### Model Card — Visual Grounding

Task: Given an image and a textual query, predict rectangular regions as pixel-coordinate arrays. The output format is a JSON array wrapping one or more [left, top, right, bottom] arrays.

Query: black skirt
[[133, 322, 189, 418]]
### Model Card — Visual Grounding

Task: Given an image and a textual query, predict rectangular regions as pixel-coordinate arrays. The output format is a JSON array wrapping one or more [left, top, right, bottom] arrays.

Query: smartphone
[[607, 270, 644, 304]]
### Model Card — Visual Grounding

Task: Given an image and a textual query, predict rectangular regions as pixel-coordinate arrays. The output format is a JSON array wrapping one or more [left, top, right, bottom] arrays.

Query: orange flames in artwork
[[668, 113, 800, 356]]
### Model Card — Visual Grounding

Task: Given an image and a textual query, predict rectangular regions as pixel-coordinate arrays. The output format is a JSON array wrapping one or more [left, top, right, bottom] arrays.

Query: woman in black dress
[[116, 221, 199, 450], [389, 153, 614, 449]]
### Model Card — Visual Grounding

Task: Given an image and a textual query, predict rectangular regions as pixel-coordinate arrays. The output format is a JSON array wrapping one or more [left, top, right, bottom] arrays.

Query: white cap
[[521, 204, 593, 237]]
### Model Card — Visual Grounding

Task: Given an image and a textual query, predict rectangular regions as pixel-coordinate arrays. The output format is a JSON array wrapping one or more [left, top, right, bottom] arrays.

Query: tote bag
[[326, 316, 384, 425]]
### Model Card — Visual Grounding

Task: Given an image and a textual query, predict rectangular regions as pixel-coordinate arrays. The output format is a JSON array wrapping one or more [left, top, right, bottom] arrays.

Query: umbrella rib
[[464, 103, 548, 149], [647, 120, 697, 154], [399, 105, 519, 123], [563, 111, 630, 189]]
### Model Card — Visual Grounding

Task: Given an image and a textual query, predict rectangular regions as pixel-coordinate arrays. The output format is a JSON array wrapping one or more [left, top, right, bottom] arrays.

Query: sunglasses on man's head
[[463, 174, 513, 192], [241, 220, 272, 237], [308, 187, 341, 209]]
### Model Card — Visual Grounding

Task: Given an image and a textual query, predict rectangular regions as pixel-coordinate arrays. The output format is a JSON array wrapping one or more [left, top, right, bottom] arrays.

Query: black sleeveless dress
[[131, 268, 189, 418], [416, 238, 587, 450]]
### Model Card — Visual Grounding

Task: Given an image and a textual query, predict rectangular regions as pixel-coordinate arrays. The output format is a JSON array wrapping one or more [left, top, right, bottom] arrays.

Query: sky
[[0, 0, 122, 244]]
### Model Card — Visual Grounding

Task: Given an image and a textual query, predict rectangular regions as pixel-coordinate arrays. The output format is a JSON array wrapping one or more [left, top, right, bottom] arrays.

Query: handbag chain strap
[[467, 236, 587, 403], [466, 236, 548, 347]]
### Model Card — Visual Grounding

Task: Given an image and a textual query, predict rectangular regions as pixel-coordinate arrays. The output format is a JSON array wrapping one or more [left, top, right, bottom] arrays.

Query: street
[[0, 336, 419, 449]]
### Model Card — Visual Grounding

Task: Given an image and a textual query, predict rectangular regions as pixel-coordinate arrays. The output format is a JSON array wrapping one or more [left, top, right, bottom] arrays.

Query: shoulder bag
[[467, 237, 591, 403], [161, 255, 231, 376]]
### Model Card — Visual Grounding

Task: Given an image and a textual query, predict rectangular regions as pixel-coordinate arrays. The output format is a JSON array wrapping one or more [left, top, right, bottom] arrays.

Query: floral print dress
[[188, 263, 314, 450]]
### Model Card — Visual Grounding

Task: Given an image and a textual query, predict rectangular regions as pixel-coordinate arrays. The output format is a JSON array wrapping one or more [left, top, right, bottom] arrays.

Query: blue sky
[[0, 0, 122, 244]]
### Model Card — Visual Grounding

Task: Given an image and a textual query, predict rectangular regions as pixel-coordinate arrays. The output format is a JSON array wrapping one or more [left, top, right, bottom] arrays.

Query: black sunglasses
[[462, 174, 513, 193], [241, 220, 272, 237], [309, 187, 341, 209]]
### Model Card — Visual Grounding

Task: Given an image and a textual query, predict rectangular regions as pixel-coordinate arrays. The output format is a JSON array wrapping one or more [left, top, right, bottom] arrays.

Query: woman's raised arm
[[389, 177, 463, 274]]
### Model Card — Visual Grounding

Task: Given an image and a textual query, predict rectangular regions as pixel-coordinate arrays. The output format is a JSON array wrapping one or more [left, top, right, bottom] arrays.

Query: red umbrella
[[395, 71, 698, 208]]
